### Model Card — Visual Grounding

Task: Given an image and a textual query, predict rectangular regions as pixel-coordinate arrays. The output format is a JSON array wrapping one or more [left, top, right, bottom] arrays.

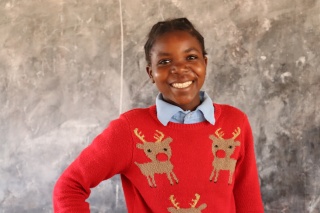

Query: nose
[[170, 61, 189, 74], [156, 153, 169, 161], [216, 150, 226, 158]]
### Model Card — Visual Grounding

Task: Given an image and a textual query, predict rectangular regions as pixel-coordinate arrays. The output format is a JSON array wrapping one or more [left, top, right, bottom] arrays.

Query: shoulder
[[99, 108, 153, 140]]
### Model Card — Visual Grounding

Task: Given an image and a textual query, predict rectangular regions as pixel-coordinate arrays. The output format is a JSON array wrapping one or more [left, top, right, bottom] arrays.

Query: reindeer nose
[[216, 150, 226, 158], [156, 153, 168, 161]]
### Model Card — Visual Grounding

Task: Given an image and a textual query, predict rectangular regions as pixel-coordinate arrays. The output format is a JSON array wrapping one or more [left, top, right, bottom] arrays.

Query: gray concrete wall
[[1, 0, 319, 212]]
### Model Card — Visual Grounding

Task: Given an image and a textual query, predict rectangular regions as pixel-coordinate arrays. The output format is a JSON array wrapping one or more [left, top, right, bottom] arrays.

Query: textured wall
[[0, 0, 319, 212]]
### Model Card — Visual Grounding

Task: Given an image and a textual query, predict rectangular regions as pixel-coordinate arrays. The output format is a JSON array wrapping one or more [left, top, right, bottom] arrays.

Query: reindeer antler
[[134, 128, 147, 143], [232, 127, 241, 139], [169, 195, 180, 209], [189, 193, 200, 208], [154, 130, 164, 142], [215, 128, 224, 139]]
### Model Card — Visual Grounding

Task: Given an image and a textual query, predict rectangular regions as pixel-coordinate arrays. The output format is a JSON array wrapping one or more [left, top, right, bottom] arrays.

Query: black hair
[[144, 17, 207, 65]]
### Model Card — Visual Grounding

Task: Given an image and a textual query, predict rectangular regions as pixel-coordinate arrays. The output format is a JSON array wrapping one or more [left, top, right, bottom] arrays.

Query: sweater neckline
[[148, 104, 221, 129]]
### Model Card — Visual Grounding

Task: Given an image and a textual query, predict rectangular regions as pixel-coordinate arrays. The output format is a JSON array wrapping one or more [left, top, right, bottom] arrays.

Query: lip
[[170, 80, 194, 89]]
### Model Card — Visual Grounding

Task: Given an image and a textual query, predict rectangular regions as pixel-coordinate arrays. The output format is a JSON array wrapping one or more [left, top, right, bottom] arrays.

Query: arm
[[234, 115, 264, 213], [53, 117, 133, 212]]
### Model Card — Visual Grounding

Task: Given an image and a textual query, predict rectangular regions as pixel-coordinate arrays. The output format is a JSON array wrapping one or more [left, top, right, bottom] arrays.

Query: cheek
[[198, 66, 207, 80], [153, 69, 169, 80], [194, 67, 206, 81], [191, 61, 206, 72]]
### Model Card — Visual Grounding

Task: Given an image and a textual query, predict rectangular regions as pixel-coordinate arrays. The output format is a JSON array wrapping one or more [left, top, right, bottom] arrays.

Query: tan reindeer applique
[[168, 194, 207, 213], [209, 127, 241, 184], [134, 128, 179, 187]]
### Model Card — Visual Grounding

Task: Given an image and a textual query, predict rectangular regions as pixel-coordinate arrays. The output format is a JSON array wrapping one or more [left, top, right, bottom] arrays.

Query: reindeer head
[[134, 128, 173, 162], [209, 127, 241, 158], [168, 194, 207, 213]]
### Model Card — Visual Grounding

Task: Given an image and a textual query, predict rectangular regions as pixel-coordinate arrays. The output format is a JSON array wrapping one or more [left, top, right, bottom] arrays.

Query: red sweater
[[53, 104, 264, 213]]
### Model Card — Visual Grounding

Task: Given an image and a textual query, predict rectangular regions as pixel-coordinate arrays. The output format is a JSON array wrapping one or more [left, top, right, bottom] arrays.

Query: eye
[[187, 55, 198, 61], [228, 146, 233, 149], [214, 145, 218, 148], [158, 59, 171, 65], [147, 149, 152, 153], [163, 148, 168, 151]]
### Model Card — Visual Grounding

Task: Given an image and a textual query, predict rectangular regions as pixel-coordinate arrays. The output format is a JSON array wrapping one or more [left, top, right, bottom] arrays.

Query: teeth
[[172, 81, 192, 89]]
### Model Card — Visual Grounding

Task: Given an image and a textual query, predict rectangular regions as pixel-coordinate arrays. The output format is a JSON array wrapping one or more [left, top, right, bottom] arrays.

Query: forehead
[[151, 31, 202, 54]]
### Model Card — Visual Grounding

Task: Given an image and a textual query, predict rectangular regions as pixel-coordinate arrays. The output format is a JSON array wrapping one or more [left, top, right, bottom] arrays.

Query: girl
[[53, 18, 264, 213]]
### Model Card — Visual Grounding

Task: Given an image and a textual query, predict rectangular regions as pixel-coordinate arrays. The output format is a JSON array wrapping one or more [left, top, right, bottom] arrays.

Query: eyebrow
[[155, 47, 201, 57], [184, 47, 201, 53], [156, 52, 171, 57]]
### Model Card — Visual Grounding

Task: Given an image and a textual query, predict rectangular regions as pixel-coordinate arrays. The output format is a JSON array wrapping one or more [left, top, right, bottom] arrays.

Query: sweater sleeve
[[53, 116, 133, 213], [233, 115, 264, 213]]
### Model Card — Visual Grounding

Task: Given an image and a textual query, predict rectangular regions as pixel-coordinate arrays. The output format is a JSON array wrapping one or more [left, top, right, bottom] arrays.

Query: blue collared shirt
[[155, 91, 215, 126]]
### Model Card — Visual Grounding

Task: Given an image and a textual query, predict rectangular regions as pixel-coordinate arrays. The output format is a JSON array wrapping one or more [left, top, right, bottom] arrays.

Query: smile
[[171, 81, 193, 89]]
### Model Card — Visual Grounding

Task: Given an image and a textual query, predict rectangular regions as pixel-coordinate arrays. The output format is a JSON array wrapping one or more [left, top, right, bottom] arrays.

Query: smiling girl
[[53, 18, 264, 213]]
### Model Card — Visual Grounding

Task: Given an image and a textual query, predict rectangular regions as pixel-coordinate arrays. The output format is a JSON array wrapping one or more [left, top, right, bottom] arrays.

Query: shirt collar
[[156, 94, 182, 126], [197, 92, 215, 125], [155, 91, 215, 126]]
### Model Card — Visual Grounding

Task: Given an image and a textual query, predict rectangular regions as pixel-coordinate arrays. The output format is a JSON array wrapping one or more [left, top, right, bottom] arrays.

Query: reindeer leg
[[146, 176, 154, 187], [209, 168, 215, 182], [167, 172, 179, 185], [150, 174, 157, 187], [166, 173, 174, 185], [228, 171, 234, 185], [214, 169, 220, 183], [171, 172, 179, 184]]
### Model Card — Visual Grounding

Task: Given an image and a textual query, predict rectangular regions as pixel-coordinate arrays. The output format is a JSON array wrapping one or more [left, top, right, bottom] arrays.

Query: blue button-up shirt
[[155, 91, 215, 126]]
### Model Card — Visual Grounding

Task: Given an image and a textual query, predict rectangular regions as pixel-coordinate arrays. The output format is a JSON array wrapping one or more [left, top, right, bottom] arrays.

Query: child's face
[[147, 30, 207, 111]]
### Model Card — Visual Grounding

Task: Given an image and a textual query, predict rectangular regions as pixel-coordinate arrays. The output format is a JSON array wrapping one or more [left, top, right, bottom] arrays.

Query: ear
[[136, 143, 144, 149], [234, 141, 241, 146], [167, 207, 175, 213], [198, 203, 207, 210], [204, 55, 208, 66], [146, 66, 155, 83], [209, 135, 216, 141], [163, 137, 173, 145]]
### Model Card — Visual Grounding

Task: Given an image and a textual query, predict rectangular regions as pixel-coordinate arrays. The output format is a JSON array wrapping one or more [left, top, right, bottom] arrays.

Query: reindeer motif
[[209, 127, 241, 184], [134, 128, 179, 187], [168, 194, 207, 213]]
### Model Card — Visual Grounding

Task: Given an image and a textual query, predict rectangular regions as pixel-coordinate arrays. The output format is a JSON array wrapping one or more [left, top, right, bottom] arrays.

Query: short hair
[[144, 18, 207, 65]]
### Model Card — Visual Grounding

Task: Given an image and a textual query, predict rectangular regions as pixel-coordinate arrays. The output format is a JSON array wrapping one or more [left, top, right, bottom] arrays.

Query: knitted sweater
[[53, 104, 264, 213]]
